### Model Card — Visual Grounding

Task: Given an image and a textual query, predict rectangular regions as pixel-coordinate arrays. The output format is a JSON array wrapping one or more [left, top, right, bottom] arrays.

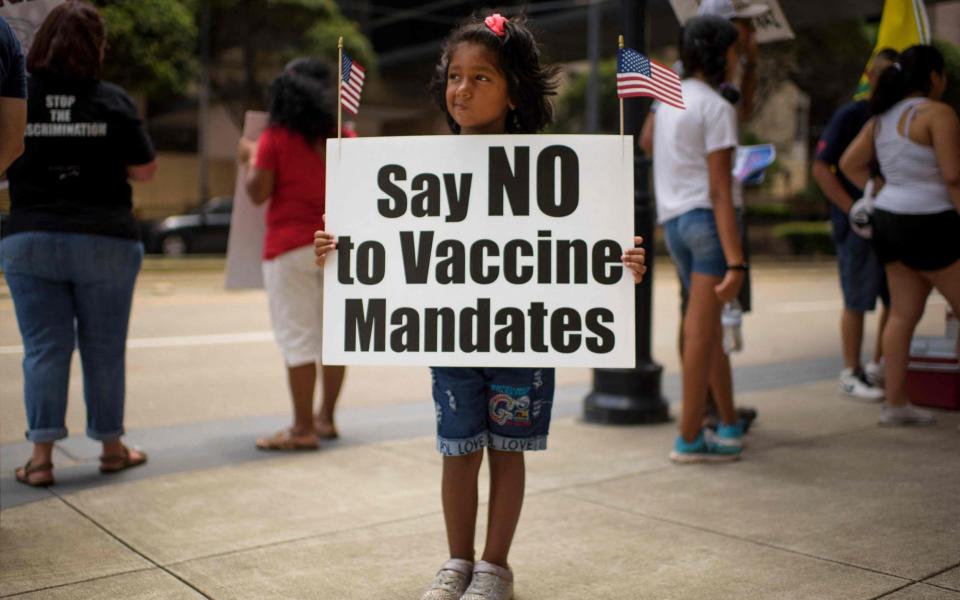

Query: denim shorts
[[664, 208, 739, 289], [832, 218, 889, 311], [431, 367, 555, 456]]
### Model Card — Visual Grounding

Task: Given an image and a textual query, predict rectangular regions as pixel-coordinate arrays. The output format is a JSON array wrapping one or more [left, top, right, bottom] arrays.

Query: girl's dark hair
[[870, 45, 945, 115], [680, 16, 739, 87], [27, 0, 105, 81], [431, 13, 560, 134], [267, 58, 337, 144]]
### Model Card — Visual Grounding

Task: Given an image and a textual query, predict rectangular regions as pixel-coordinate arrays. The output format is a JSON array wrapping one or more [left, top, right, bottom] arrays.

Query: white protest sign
[[0, 0, 64, 51], [322, 135, 636, 368], [224, 111, 268, 289], [668, 0, 794, 43]]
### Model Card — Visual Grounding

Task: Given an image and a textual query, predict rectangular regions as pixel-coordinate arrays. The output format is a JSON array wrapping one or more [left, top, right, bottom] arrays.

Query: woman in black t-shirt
[[2, 1, 156, 486]]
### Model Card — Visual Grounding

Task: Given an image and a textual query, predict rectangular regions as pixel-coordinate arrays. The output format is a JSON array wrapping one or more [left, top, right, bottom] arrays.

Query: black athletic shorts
[[872, 208, 960, 272]]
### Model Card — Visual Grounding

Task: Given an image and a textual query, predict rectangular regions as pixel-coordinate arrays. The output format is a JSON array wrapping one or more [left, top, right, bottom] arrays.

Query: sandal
[[100, 446, 148, 474], [255, 429, 319, 451], [15, 459, 54, 487], [314, 417, 340, 440]]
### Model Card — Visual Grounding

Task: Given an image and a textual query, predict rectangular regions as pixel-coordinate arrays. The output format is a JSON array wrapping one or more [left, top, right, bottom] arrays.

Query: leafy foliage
[[202, 0, 375, 120], [549, 58, 621, 134], [94, 0, 198, 98]]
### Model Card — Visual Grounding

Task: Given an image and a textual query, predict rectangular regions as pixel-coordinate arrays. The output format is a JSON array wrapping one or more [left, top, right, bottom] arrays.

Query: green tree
[[550, 58, 621, 134], [94, 0, 198, 98], [202, 0, 375, 122], [772, 20, 875, 132]]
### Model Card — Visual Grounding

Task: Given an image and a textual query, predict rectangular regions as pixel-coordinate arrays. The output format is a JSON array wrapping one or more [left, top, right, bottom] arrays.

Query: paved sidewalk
[[2, 376, 959, 600], [3, 261, 958, 599]]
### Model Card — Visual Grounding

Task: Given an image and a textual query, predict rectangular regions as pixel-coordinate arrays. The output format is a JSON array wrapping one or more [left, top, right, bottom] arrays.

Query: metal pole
[[585, 0, 601, 133], [197, 0, 211, 206], [584, 0, 669, 425]]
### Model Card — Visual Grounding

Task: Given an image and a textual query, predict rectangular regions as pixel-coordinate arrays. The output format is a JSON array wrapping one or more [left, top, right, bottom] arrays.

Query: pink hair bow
[[484, 13, 508, 38]]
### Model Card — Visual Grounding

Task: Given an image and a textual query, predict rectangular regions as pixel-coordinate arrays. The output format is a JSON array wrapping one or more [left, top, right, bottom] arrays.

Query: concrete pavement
[[1, 379, 958, 599], [1, 260, 959, 599]]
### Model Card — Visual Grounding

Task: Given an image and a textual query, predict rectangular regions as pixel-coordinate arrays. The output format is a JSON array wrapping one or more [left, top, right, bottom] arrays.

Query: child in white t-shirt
[[653, 15, 747, 463]]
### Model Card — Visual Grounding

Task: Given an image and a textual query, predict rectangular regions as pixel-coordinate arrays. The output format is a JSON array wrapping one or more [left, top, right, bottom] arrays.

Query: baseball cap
[[698, 0, 771, 20]]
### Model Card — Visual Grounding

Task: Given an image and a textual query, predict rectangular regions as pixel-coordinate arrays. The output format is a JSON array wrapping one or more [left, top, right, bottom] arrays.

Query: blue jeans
[[1, 232, 142, 442]]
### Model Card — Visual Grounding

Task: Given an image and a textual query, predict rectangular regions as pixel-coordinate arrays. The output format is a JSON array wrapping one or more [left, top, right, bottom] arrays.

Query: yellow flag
[[854, 0, 932, 99]]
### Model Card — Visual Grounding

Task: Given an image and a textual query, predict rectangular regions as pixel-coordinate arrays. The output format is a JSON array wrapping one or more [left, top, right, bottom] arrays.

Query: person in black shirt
[[0, 15, 26, 173], [812, 49, 897, 402], [2, 1, 156, 486]]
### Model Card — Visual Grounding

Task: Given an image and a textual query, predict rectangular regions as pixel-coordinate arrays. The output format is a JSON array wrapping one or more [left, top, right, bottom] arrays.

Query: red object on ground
[[906, 336, 960, 411]]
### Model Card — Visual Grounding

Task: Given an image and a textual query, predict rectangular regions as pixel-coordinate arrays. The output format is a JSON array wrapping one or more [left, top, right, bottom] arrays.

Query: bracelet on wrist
[[727, 263, 749, 272]]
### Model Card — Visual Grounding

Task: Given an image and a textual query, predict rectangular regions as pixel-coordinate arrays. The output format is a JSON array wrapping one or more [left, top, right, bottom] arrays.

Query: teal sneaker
[[714, 421, 744, 449], [669, 431, 741, 464]]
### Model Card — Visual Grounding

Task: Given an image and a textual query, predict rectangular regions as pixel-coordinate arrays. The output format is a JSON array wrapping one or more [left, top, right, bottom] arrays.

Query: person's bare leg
[[287, 362, 317, 435], [442, 451, 484, 561], [841, 308, 865, 371], [679, 272, 724, 442], [708, 326, 737, 426], [102, 438, 145, 463], [30, 441, 54, 465], [678, 290, 725, 427], [882, 263, 931, 408], [924, 259, 960, 359], [873, 305, 889, 364], [481, 449, 525, 568], [16, 441, 54, 483], [317, 365, 345, 437]]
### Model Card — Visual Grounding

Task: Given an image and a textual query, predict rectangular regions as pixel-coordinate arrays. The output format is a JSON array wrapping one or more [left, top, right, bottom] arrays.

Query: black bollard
[[583, 0, 670, 425]]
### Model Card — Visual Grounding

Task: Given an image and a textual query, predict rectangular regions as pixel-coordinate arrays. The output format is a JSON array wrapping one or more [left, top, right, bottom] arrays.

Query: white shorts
[[262, 245, 324, 367]]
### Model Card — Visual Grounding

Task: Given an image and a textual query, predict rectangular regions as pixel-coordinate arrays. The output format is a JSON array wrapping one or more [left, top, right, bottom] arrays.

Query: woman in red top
[[239, 58, 350, 450]]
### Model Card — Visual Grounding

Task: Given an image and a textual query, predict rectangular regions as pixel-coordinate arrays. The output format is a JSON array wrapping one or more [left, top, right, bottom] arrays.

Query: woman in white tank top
[[840, 45, 960, 426]]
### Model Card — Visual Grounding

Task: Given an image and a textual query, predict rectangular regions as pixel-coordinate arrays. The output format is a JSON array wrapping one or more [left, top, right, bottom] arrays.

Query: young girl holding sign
[[316, 13, 646, 600]]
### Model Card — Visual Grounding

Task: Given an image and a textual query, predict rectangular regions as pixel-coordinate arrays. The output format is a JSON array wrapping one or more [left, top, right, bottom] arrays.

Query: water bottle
[[722, 299, 743, 354]]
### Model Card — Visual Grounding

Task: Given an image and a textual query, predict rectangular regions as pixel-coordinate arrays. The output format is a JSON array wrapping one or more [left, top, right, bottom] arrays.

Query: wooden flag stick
[[618, 35, 624, 138], [337, 36, 343, 158]]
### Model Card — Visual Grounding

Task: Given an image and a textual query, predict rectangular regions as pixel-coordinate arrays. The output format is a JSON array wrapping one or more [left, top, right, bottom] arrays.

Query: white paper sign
[[668, 0, 795, 43], [0, 0, 65, 51], [322, 135, 637, 368], [224, 111, 268, 289]]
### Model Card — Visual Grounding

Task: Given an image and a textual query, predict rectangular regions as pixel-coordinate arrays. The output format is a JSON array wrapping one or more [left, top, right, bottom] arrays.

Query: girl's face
[[445, 42, 512, 134]]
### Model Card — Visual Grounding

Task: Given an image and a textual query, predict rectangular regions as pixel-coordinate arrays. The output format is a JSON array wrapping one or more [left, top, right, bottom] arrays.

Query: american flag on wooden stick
[[340, 51, 365, 115], [617, 47, 685, 109]]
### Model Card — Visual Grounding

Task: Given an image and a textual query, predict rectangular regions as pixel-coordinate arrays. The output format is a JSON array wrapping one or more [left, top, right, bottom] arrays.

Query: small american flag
[[340, 51, 365, 116], [617, 47, 684, 110]]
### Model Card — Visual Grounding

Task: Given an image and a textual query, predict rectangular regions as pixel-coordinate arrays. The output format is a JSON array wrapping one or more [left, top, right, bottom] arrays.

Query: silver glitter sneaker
[[420, 559, 473, 600], [460, 560, 513, 600]]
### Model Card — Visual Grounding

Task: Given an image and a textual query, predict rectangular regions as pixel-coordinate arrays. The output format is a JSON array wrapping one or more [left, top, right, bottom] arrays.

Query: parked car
[[148, 196, 233, 256]]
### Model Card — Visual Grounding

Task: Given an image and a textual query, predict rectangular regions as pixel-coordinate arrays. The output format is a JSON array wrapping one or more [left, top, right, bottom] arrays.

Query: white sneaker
[[839, 368, 884, 401], [461, 560, 513, 600], [421, 559, 473, 600], [879, 403, 937, 426], [864, 360, 885, 388]]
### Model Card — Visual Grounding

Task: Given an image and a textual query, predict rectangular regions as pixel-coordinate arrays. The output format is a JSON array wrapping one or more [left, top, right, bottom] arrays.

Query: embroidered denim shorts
[[430, 367, 555, 456]]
